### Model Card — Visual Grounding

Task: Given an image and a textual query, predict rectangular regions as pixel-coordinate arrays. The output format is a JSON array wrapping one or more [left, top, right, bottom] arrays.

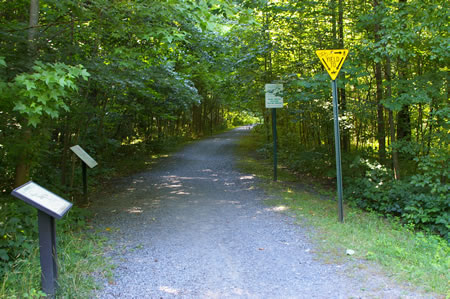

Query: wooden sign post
[[11, 181, 73, 296]]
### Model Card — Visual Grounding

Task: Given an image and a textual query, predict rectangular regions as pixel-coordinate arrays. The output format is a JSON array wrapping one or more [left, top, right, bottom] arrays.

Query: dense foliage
[[0, 0, 448, 282], [236, 0, 448, 239], [0, 0, 254, 277]]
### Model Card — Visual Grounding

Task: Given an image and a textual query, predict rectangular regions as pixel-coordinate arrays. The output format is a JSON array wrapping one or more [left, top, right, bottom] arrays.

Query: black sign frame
[[11, 181, 72, 219]]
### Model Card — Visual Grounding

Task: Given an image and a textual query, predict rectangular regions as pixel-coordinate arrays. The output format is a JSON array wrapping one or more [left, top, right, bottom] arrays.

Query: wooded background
[[0, 0, 448, 275]]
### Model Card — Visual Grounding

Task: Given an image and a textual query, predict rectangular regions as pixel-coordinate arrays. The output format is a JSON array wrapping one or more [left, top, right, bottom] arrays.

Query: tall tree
[[396, 0, 411, 143], [373, 0, 386, 163], [14, 0, 40, 187]]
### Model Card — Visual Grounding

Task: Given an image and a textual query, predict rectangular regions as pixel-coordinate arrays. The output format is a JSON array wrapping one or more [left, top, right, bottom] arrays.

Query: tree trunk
[[373, 0, 386, 163], [14, 0, 40, 188], [263, 9, 273, 143], [331, 0, 337, 46], [14, 129, 32, 187], [28, 0, 39, 57], [61, 120, 71, 189], [375, 62, 386, 163], [385, 56, 400, 179], [338, 0, 349, 152], [396, 0, 411, 143]]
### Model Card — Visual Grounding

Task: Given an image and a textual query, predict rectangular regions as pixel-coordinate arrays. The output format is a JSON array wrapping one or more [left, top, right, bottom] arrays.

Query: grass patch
[[236, 130, 450, 296], [0, 227, 111, 298], [0, 199, 112, 298]]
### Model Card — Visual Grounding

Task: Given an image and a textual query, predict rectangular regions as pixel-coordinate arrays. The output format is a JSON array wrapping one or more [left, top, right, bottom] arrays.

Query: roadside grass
[[236, 131, 450, 297], [55, 229, 113, 298], [0, 226, 112, 298]]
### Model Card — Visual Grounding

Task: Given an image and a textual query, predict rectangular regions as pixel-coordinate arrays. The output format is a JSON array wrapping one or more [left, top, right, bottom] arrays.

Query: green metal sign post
[[272, 108, 278, 181], [265, 84, 283, 182], [316, 49, 349, 223], [332, 80, 344, 222]]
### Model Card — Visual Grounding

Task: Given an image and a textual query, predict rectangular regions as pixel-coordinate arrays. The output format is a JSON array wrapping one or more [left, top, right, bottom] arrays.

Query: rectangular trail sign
[[70, 145, 98, 168], [265, 84, 283, 108], [11, 181, 72, 219]]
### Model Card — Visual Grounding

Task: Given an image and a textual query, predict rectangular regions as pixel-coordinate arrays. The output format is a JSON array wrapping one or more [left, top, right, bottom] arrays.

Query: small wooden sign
[[11, 181, 72, 219], [70, 145, 98, 168]]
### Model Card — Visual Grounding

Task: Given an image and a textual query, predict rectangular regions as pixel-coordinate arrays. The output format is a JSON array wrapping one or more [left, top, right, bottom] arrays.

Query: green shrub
[[0, 196, 90, 279], [279, 146, 334, 178], [346, 157, 449, 240], [0, 200, 37, 277]]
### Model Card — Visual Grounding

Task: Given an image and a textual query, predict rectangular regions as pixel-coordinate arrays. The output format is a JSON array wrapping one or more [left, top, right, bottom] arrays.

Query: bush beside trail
[[251, 125, 449, 240]]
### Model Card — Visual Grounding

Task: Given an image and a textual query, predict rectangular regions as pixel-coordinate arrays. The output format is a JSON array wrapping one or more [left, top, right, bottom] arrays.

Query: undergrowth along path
[[92, 127, 433, 298]]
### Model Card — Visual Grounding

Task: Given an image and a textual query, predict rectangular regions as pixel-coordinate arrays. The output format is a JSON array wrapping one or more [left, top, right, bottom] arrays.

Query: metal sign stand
[[265, 83, 283, 182], [332, 80, 344, 222], [11, 181, 73, 296], [70, 145, 98, 203], [272, 108, 278, 181], [38, 210, 58, 295], [82, 162, 88, 201], [316, 49, 349, 223]]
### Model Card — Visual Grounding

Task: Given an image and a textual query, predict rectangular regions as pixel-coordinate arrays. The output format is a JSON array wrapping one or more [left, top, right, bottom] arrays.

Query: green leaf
[[0, 249, 9, 261], [13, 102, 26, 112], [27, 115, 40, 127], [80, 69, 90, 80], [58, 77, 66, 87], [24, 80, 36, 91]]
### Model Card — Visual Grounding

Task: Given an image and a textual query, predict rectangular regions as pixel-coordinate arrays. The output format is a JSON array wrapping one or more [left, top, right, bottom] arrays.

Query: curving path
[[92, 127, 431, 298]]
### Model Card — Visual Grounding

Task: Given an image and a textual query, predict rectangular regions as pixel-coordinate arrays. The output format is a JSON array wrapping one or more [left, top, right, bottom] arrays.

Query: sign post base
[[272, 108, 278, 181], [38, 210, 58, 296]]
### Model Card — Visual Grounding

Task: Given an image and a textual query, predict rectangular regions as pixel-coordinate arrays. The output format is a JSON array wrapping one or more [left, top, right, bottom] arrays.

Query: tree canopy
[[0, 0, 448, 271]]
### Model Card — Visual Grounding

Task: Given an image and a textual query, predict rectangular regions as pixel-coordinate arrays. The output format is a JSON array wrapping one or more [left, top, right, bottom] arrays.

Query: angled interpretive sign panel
[[70, 145, 98, 168], [11, 181, 72, 219]]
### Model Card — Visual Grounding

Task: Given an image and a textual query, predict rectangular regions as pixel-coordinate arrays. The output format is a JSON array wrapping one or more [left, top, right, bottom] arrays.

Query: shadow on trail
[[92, 126, 429, 299]]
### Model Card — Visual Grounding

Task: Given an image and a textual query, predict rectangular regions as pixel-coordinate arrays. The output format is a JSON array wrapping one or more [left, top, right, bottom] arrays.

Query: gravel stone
[[92, 127, 434, 298]]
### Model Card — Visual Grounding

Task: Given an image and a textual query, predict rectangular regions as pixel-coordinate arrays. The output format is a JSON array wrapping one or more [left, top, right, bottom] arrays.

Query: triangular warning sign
[[316, 49, 349, 80]]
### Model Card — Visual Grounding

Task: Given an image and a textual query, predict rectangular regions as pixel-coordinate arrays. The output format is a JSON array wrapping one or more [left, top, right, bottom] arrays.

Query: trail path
[[93, 127, 431, 298]]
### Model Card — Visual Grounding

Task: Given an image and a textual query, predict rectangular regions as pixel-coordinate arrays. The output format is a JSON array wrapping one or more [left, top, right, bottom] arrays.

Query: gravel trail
[[92, 127, 432, 298]]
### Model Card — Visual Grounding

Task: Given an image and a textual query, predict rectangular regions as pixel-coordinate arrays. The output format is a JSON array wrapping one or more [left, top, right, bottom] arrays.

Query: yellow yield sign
[[315, 49, 349, 223], [316, 49, 349, 80]]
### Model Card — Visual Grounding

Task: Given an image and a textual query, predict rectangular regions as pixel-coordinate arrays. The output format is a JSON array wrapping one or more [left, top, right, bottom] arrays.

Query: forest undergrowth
[[236, 128, 449, 296]]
